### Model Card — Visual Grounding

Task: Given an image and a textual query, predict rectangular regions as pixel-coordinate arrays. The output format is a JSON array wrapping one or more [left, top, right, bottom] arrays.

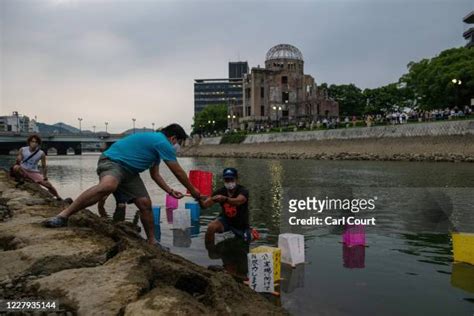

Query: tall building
[[463, 11, 474, 48], [229, 61, 249, 79], [193, 62, 247, 119], [240, 44, 338, 130]]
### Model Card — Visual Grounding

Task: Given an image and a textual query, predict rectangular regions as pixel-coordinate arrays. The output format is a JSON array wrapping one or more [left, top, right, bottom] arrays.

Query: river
[[1, 154, 473, 315]]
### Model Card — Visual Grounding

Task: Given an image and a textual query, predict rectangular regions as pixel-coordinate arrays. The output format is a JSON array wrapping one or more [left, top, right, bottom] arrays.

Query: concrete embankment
[[0, 171, 286, 315], [183, 120, 474, 162]]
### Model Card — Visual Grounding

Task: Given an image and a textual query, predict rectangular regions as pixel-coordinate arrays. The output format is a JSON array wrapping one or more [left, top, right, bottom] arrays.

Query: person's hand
[[212, 195, 227, 203], [169, 189, 184, 199], [191, 188, 201, 200]]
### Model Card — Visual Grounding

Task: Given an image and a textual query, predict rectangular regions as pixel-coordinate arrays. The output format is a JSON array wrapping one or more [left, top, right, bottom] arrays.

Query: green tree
[[400, 47, 474, 110], [363, 83, 413, 114], [192, 104, 228, 135], [320, 83, 365, 116]]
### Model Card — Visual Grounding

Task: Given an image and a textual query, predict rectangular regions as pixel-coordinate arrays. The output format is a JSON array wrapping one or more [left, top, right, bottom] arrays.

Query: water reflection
[[280, 264, 305, 293], [451, 263, 474, 294], [343, 245, 366, 269], [208, 237, 249, 281], [173, 228, 192, 248]]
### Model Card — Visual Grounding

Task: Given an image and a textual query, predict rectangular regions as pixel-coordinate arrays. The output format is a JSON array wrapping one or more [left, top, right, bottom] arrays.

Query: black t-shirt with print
[[213, 184, 249, 230]]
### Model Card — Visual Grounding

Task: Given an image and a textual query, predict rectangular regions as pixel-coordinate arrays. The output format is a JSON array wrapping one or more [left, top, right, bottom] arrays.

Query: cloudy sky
[[1, 0, 472, 133]]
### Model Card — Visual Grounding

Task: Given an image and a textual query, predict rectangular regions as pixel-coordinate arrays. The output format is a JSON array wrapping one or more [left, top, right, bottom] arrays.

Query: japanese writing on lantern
[[247, 253, 274, 293]]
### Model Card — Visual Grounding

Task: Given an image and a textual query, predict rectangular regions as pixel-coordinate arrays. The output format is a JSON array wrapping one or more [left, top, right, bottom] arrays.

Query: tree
[[400, 47, 474, 110], [320, 83, 365, 116], [191, 104, 228, 135], [363, 83, 413, 114]]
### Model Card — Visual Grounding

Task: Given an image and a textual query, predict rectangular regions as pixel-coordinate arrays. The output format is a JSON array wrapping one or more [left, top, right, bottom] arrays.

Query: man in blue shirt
[[43, 124, 202, 249]]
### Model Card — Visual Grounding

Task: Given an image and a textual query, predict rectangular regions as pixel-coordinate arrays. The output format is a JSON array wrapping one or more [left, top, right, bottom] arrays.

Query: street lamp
[[273, 105, 282, 126], [132, 118, 136, 134], [451, 78, 462, 107], [78, 118, 83, 133], [105, 122, 109, 133], [152, 122, 155, 131]]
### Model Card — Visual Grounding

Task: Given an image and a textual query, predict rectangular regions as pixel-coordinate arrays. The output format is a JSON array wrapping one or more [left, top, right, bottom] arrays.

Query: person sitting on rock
[[11, 134, 62, 200], [200, 167, 258, 249], [42, 124, 202, 250]]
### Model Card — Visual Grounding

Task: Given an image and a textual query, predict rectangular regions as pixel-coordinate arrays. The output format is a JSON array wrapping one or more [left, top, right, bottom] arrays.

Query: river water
[[1, 154, 473, 315]]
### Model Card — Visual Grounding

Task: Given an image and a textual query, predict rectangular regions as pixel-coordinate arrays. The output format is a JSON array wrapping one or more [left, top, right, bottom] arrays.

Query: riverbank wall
[[0, 171, 286, 315], [184, 120, 474, 162]]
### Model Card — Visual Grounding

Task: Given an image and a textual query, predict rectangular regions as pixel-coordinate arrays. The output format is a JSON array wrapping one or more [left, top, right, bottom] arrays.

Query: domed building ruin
[[236, 44, 339, 130]]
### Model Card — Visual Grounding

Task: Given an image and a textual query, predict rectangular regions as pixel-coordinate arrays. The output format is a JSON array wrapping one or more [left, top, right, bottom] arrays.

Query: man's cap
[[223, 167, 238, 179]]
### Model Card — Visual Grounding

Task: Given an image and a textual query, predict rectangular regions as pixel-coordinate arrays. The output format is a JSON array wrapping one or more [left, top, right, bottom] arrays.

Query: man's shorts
[[19, 166, 44, 183], [96, 155, 149, 204], [216, 216, 255, 243], [217, 216, 231, 232]]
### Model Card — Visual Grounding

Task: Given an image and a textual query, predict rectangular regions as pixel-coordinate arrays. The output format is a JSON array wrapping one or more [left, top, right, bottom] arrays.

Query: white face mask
[[224, 182, 236, 190], [173, 143, 181, 153]]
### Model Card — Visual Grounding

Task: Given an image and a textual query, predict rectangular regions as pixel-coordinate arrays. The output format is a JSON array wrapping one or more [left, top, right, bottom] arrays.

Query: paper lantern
[[278, 233, 305, 267], [165, 194, 179, 210], [152, 206, 160, 224], [188, 170, 213, 197], [342, 224, 366, 247], [173, 208, 191, 230], [452, 232, 474, 265], [250, 246, 281, 281], [247, 252, 274, 293], [185, 202, 201, 222]]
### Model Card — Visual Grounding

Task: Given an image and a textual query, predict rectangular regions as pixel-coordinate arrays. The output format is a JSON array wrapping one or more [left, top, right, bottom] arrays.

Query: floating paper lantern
[[278, 233, 305, 267], [452, 232, 474, 265], [250, 246, 281, 281], [342, 224, 366, 247], [185, 201, 201, 222], [152, 206, 160, 224], [173, 208, 191, 230]]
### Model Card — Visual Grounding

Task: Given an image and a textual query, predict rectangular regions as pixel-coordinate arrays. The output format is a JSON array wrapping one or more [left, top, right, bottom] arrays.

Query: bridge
[[0, 132, 123, 155]]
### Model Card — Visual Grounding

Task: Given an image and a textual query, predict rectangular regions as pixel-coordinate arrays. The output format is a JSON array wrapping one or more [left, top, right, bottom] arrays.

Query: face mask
[[173, 143, 181, 153], [224, 182, 236, 190]]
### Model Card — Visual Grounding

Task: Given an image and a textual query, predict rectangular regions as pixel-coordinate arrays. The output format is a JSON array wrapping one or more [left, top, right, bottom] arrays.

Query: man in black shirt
[[201, 168, 252, 249]]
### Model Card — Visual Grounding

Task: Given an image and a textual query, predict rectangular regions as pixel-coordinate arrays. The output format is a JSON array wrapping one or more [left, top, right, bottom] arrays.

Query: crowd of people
[[214, 105, 474, 135]]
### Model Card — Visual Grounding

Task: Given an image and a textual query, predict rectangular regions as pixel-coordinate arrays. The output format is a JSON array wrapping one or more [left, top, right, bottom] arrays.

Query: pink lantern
[[165, 194, 179, 210], [342, 224, 366, 247]]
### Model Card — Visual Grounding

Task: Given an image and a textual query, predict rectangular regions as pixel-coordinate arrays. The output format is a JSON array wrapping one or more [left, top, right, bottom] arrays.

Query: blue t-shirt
[[104, 132, 176, 173]]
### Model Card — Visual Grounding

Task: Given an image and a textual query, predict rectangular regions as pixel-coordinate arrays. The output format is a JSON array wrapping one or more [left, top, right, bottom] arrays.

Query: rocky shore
[[182, 135, 474, 162], [0, 171, 286, 315]]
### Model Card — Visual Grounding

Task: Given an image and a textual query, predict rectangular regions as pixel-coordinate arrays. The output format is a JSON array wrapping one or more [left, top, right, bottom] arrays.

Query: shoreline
[[181, 135, 474, 162], [0, 171, 286, 315]]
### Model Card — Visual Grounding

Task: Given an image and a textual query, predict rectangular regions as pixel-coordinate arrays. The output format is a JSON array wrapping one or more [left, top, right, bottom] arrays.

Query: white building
[[0, 111, 39, 133]]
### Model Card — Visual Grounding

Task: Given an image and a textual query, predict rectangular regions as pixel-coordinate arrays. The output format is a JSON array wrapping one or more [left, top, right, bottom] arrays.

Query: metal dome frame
[[265, 44, 303, 61]]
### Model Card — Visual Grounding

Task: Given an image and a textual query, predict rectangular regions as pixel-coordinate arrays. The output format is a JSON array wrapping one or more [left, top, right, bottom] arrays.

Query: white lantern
[[278, 233, 305, 267], [173, 209, 191, 230]]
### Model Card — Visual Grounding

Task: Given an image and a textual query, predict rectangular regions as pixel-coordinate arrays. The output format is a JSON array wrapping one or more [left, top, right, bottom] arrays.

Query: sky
[[1, 0, 472, 133]]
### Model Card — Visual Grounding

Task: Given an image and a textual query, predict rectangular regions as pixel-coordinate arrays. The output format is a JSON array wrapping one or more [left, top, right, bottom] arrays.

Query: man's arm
[[217, 194, 247, 206], [200, 196, 215, 208], [164, 160, 201, 199], [149, 164, 173, 194]]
